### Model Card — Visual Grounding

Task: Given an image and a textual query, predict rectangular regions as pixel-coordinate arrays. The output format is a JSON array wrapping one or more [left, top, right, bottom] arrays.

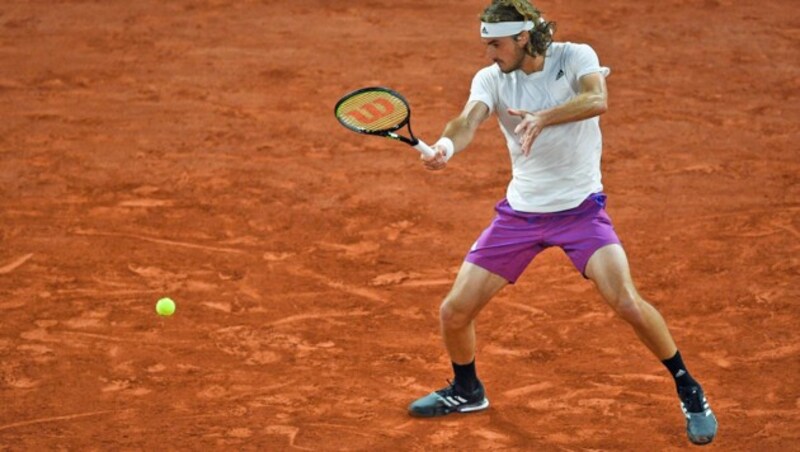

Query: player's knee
[[609, 290, 644, 325], [439, 297, 473, 330]]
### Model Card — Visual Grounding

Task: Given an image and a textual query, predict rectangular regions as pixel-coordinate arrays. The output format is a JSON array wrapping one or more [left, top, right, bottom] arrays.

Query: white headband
[[480, 20, 535, 38]]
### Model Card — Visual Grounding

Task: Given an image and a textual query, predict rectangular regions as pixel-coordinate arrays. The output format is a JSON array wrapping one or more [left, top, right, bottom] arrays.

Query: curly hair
[[479, 0, 556, 57]]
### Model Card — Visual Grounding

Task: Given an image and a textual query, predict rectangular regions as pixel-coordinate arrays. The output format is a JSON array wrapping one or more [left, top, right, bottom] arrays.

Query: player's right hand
[[421, 146, 448, 171]]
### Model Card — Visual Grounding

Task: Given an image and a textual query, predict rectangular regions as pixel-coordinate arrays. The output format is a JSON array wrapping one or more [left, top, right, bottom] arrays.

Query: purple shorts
[[465, 193, 621, 283]]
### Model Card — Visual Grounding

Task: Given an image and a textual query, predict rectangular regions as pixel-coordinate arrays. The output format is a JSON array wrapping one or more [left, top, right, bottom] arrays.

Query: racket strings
[[336, 91, 409, 132]]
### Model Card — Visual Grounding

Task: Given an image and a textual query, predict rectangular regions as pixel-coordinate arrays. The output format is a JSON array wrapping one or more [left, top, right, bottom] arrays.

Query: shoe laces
[[678, 386, 705, 413], [437, 379, 480, 398], [435, 380, 459, 397]]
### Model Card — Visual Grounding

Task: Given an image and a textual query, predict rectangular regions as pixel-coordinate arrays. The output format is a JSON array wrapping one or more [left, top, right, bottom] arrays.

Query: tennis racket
[[334, 87, 436, 157]]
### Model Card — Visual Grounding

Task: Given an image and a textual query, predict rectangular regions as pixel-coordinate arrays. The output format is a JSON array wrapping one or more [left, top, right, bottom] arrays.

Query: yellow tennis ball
[[156, 297, 176, 316]]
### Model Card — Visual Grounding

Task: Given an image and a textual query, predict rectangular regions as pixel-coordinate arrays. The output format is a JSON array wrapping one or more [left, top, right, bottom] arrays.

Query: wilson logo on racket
[[334, 86, 436, 158], [345, 98, 396, 124]]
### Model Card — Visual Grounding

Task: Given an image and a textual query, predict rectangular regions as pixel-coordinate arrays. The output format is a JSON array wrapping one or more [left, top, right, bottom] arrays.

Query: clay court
[[1, 0, 798, 450]]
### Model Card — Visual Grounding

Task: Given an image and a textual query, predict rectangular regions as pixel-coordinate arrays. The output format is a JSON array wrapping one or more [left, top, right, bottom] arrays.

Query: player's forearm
[[538, 91, 607, 127], [441, 116, 478, 154]]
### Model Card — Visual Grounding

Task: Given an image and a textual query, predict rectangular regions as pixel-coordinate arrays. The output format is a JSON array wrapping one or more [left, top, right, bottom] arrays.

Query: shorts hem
[[577, 239, 623, 279], [464, 255, 516, 284]]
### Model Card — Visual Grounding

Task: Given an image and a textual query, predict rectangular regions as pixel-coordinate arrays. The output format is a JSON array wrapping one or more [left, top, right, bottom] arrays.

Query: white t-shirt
[[468, 42, 610, 213]]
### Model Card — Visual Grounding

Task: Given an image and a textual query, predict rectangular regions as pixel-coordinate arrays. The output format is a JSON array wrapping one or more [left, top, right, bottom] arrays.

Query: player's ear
[[513, 32, 529, 47]]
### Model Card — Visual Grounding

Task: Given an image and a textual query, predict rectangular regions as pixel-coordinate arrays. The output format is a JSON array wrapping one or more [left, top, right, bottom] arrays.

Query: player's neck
[[520, 53, 545, 75]]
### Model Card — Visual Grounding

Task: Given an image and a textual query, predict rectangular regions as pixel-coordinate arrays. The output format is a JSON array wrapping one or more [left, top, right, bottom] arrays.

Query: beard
[[497, 48, 527, 74]]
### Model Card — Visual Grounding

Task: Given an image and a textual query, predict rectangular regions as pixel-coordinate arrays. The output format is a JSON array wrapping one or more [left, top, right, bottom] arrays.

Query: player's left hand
[[508, 108, 545, 156]]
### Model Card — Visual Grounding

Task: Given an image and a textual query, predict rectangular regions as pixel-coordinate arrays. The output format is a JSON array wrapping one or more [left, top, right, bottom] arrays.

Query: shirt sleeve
[[467, 66, 498, 115], [566, 43, 611, 84]]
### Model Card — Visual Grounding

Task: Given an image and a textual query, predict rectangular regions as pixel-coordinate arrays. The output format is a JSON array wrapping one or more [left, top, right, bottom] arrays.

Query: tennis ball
[[156, 297, 176, 316]]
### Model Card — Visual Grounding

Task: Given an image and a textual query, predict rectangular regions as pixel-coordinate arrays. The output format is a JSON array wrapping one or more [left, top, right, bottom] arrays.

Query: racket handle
[[413, 139, 436, 158]]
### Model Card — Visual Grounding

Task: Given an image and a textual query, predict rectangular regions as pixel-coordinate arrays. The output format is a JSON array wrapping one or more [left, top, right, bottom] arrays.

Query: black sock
[[452, 359, 478, 391], [661, 350, 699, 390]]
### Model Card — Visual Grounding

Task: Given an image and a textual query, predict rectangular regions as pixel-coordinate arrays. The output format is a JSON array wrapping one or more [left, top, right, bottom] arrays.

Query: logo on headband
[[480, 21, 535, 38]]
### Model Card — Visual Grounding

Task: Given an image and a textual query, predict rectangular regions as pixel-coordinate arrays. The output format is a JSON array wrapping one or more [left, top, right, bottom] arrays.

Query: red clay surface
[[1, 0, 798, 450]]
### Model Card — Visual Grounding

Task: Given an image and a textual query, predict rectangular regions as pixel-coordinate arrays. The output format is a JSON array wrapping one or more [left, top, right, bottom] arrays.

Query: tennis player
[[407, 0, 718, 445]]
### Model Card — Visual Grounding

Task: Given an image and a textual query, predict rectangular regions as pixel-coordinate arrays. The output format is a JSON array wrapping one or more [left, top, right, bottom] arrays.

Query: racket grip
[[414, 139, 436, 158]]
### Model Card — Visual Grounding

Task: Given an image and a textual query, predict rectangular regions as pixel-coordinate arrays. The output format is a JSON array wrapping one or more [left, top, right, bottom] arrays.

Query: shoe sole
[[456, 398, 490, 413], [408, 398, 490, 418]]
